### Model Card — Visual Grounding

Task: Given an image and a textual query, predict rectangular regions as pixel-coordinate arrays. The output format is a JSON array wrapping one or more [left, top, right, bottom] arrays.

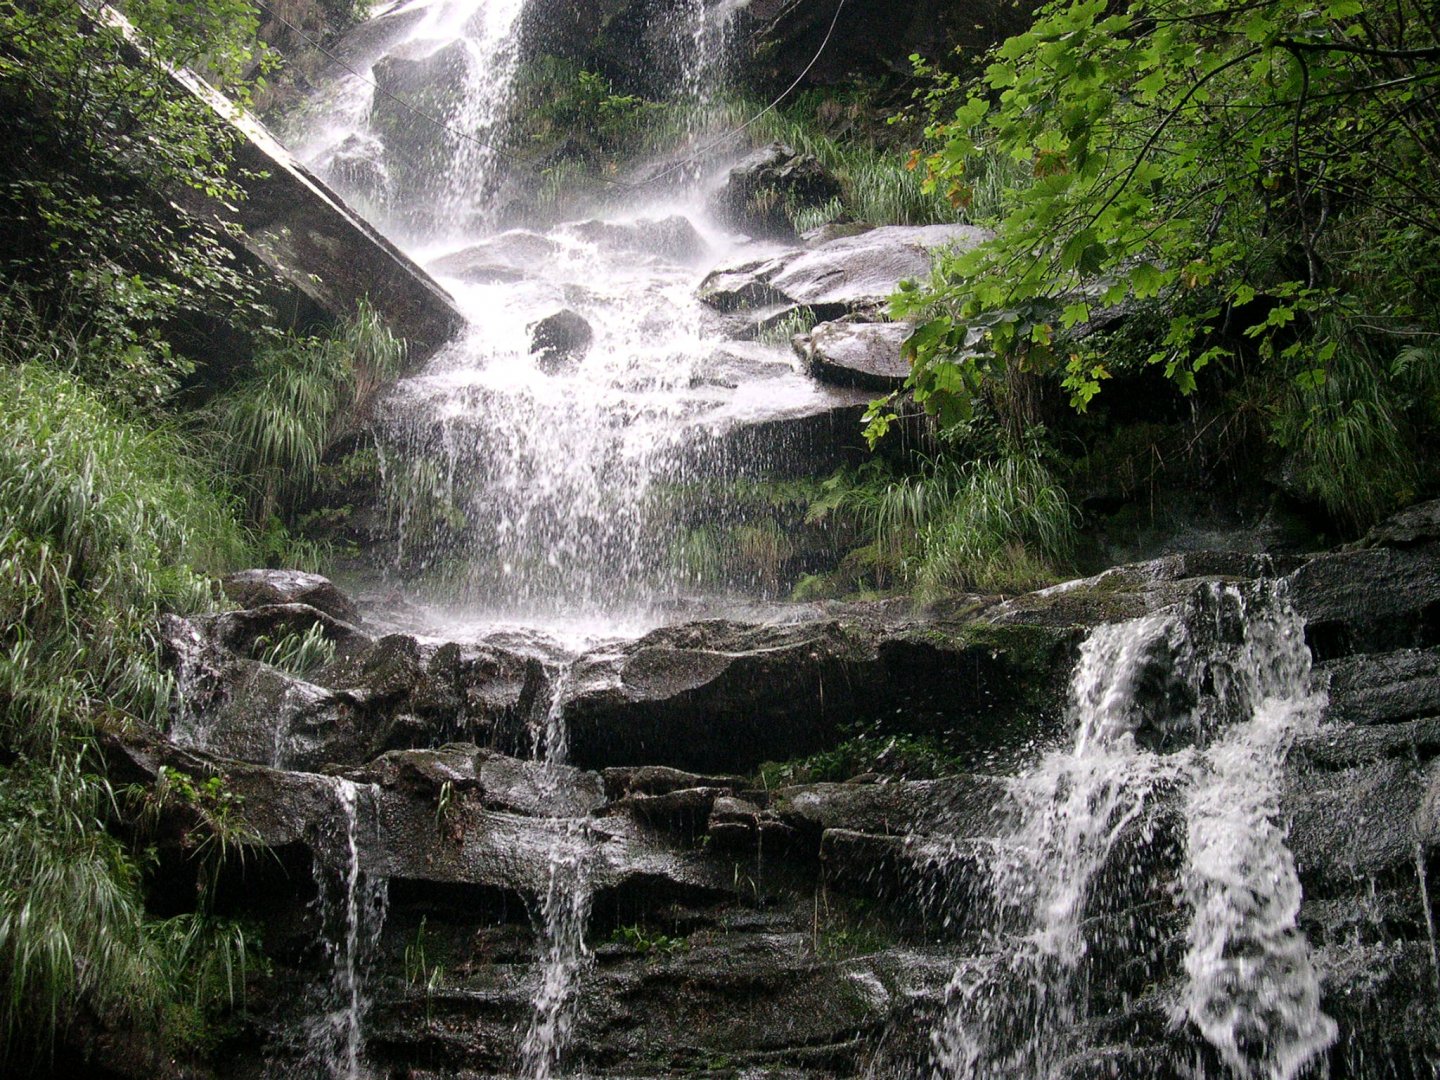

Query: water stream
[[275, 4, 1346, 1076], [300, 777, 391, 1080], [930, 584, 1336, 1079], [287, 0, 829, 632]]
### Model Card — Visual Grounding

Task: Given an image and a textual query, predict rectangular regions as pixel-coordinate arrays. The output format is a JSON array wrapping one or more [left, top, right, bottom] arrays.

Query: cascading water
[[929, 614, 1193, 1078], [1179, 586, 1337, 1080], [299, 778, 391, 1080], [930, 583, 1336, 1079], [519, 669, 595, 1079], [285, 0, 835, 633]]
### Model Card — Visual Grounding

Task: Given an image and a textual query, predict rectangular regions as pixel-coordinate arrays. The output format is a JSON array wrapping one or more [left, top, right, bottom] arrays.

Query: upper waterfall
[[280, 0, 851, 636]]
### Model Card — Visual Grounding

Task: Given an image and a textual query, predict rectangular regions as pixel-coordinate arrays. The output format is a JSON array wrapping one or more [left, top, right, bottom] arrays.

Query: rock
[[711, 143, 842, 240], [561, 615, 1077, 775], [563, 215, 709, 263], [197, 603, 372, 664], [1352, 496, 1440, 550], [529, 309, 594, 372], [617, 786, 729, 835], [602, 765, 746, 799], [772, 776, 1007, 840], [794, 319, 913, 391], [734, 0, 1033, 95], [428, 229, 561, 283], [1320, 646, 1440, 726], [140, 17, 464, 362], [699, 224, 990, 319], [1293, 717, 1440, 770], [1287, 545, 1440, 660], [1286, 757, 1429, 887], [369, 41, 470, 168], [168, 657, 370, 771], [221, 569, 360, 624], [346, 744, 607, 819]]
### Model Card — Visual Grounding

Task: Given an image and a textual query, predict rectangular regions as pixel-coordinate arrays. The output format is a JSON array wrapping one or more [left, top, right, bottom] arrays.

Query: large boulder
[[529, 308, 595, 372], [221, 569, 360, 624], [711, 143, 842, 240], [559, 613, 1079, 775], [793, 319, 913, 391], [699, 224, 989, 320]]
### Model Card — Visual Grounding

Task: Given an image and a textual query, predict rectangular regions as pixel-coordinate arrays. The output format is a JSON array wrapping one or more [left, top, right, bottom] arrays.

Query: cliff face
[[110, 504, 1440, 1079], [507, 0, 1032, 96]]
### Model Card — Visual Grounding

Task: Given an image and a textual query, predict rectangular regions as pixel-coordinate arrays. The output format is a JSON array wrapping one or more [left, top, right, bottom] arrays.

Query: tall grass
[[808, 450, 1076, 597], [206, 298, 406, 523], [729, 93, 1023, 230], [0, 297, 404, 1063], [0, 361, 263, 1064]]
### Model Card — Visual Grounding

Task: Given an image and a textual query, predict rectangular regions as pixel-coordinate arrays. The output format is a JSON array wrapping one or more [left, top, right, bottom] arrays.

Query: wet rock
[[696, 258, 792, 313], [169, 658, 376, 771], [712, 143, 842, 240], [1288, 545, 1440, 660], [794, 319, 913, 391], [1286, 757, 1429, 888], [562, 615, 1077, 775], [1320, 646, 1440, 726], [153, 28, 463, 363], [346, 744, 607, 819], [617, 786, 729, 836], [1292, 717, 1440, 771], [707, 795, 764, 850], [772, 776, 1007, 840], [428, 229, 561, 283], [476, 752, 606, 818], [529, 308, 594, 372], [563, 215, 708, 263], [207, 602, 371, 660], [602, 765, 746, 799], [370, 41, 470, 163], [699, 224, 990, 319], [1351, 496, 1440, 550]]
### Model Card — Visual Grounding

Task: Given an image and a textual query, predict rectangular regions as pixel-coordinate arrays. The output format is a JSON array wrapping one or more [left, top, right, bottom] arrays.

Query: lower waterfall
[[930, 583, 1336, 1079]]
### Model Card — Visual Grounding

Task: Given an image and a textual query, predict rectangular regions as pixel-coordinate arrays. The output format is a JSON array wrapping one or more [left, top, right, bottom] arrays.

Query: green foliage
[[742, 93, 969, 228], [1271, 312, 1440, 528], [758, 724, 967, 788], [253, 622, 338, 677], [403, 916, 447, 993], [879, 0, 1440, 524], [610, 924, 689, 958], [205, 298, 405, 523], [0, 359, 265, 1059], [0, 0, 277, 411], [807, 448, 1076, 597]]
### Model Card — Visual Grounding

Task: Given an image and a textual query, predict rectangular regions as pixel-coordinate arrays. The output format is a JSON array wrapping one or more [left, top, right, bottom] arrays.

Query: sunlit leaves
[[883, 0, 1440, 442]]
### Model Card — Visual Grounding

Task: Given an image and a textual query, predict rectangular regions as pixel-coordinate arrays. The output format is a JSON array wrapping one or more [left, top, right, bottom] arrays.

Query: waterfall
[[930, 584, 1335, 1079], [929, 614, 1192, 1077], [1179, 586, 1337, 1080], [519, 665, 596, 1079], [280, 0, 835, 635], [300, 778, 391, 1080]]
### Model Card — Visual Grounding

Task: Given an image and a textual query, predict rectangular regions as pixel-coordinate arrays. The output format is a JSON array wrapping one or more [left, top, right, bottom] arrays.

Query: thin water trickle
[[930, 584, 1335, 1080], [518, 665, 597, 1079], [300, 777, 390, 1080]]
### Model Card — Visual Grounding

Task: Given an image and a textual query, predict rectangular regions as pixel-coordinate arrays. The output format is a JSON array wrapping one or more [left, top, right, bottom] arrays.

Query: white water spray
[[302, 778, 390, 1080], [931, 584, 1336, 1079]]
